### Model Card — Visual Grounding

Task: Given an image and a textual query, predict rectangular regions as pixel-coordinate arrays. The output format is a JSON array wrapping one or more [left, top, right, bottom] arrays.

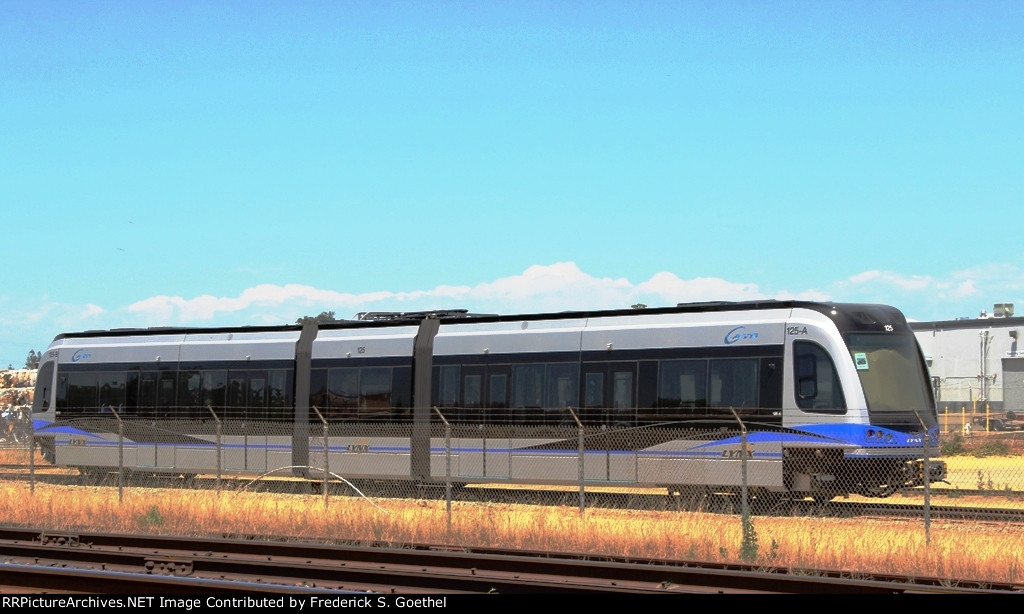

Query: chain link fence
[[3, 402, 1024, 582], [10, 405, 1023, 510]]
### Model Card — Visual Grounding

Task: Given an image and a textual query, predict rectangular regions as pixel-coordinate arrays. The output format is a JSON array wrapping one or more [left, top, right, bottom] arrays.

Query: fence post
[[479, 423, 486, 478], [432, 408, 452, 534], [28, 407, 35, 495], [311, 406, 329, 507], [565, 407, 585, 517], [913, 410, 932, 545], [106, 406, 125, 504], [728, 408, 749, 519], [206, 406, 221, 495]]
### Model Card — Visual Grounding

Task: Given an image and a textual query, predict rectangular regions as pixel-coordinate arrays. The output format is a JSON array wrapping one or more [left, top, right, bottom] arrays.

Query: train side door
[[581, 361, 638, 482], [460, 366, 484, 424], [486, 366, 511, 425], [152, 371, 177, 468], [226, 371, 268, 471], [457, 364, 512, 479], [581, 362, 637, 427], [135, 371, 158, 469]]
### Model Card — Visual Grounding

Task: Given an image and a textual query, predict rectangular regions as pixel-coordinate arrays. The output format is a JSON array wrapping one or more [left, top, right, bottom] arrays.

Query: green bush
[[971, 439, 1012, 457], [941, 433, 968, 456], [940, 432, 1019, 457]]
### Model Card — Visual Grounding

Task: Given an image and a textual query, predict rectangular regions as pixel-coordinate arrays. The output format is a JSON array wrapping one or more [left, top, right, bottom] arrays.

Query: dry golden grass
[[1, 480, 1022, 586], [3, 444, 1024, 584]]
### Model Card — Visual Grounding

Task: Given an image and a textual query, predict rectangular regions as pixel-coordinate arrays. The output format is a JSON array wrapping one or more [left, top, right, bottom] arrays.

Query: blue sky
[[2, 1, 1022, 368]]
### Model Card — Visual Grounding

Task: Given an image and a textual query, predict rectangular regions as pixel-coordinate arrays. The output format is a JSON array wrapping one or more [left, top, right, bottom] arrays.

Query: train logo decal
[[723, 326, 758, 345], [71, 350, 92, 362]]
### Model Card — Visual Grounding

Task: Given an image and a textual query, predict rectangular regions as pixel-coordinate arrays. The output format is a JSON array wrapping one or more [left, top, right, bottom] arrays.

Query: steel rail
[[0, 527, 1018, 594]]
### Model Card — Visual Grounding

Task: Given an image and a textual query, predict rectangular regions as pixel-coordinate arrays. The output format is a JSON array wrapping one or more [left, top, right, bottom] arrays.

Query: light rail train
[[30, 300, 947, 502]]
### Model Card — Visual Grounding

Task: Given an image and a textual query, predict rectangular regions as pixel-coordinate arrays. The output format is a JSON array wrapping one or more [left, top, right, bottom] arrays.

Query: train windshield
[[846, 333, 934, 414]]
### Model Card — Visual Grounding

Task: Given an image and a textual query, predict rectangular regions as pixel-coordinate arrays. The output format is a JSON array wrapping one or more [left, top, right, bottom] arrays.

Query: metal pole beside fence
[[311, 406, 329, 507], [914, 409, 932, 545], [566, 407, 585, 517], [28, 408, 35, 494], [432, 408, 452, 534], [107, 406, 125, 503], [206, 406, 222, 495]]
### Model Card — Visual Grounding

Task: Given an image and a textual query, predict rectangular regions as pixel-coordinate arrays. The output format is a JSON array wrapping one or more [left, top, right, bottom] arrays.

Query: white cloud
[[14, 261, 1024, 356], [80, 304, 105, 317], [119, 263, 792, 325], [949, 280, 978, 298], [845, 270, 932, 291]]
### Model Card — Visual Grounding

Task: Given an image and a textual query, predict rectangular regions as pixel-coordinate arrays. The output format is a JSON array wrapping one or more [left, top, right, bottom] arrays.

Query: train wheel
[[859, 462, 912, 498], [860, 483, 900, 498]]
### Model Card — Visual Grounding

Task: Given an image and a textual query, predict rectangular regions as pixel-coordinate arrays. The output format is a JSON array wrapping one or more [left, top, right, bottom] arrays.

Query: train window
[[139, 372, 158, 418], [463, 375, 482, 407], [462, 373, 482, 422], [32, 361, 54, 413], [66, 372, 99, 413], [638, 361, 658, 409], [328, 368, 358, 420], [98, 372, 126, 412], [794, 341, 845, 411], [544, 363, 578, 422], [267, 369, 291, 419], [123, 371, 140, 416], [359, 367, 391, 420], [249, 375, 267, 420], [390, 366, 412, 417], [658, 359, 707, 411], [512, 364, 544, 422], [488, 373, 508, 409], [487, 370, 509, 424], [309, 368, 328, 412], [613, 371, 633, 408], [709, 358, 758, 409], [759, 358, 783, 411], [584, 372, 603, 408], [177, 371, 202, 414], [612, 370, 635, 426], [157, 372, 176, 418], [846, 333, 930, 412], [796, 355, 817, 398], [228, 375, 247, 419], [202, 370, 227, 413], [439, 366, 460, 408]]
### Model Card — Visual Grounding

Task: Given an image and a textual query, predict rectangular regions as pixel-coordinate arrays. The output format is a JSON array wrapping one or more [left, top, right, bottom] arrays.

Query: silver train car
[[30, 300, 947, 501]]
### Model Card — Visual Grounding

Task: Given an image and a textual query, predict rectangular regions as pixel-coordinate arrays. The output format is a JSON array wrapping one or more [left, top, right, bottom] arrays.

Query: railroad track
[[0, 527, 1020, 594]]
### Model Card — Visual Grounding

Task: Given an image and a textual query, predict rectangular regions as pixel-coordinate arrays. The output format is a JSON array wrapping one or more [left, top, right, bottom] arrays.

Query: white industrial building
[[911, 303, 1024, 423]]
